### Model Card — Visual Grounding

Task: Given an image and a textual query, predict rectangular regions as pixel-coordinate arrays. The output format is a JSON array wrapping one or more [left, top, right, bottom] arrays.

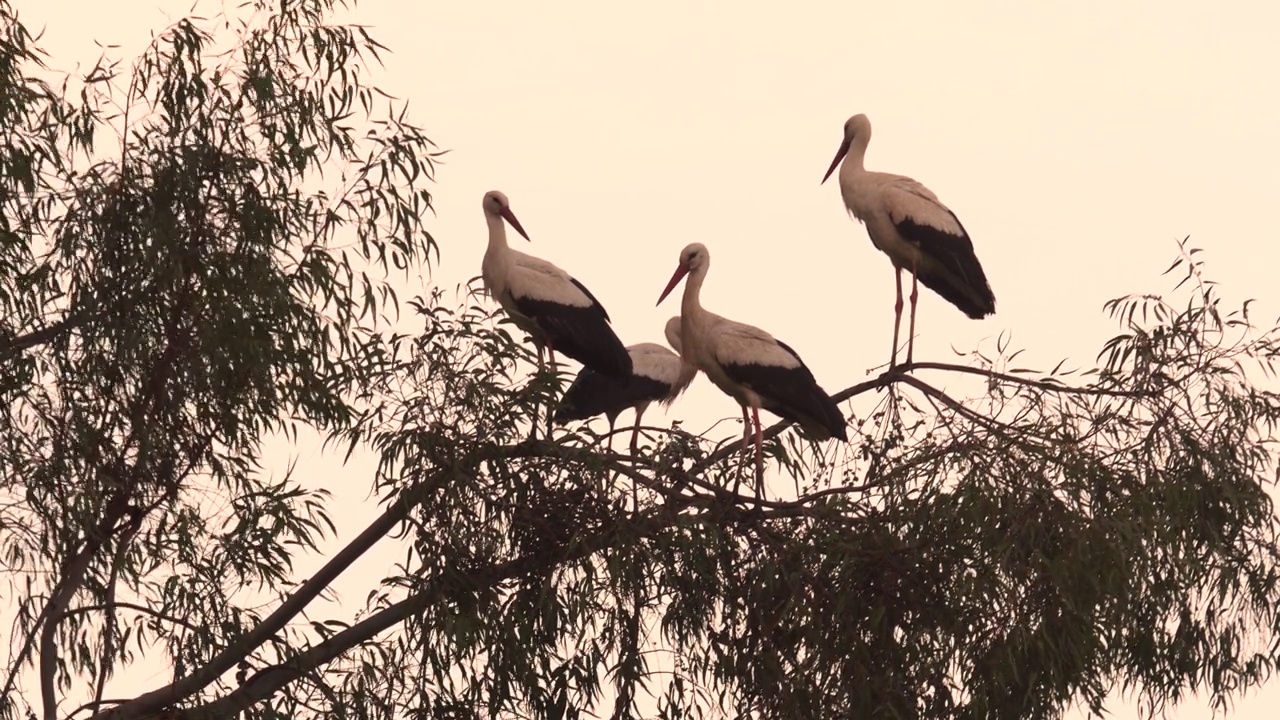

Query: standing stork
[[554, 317, 698, 453], [821, 113, 995, 367], [480, 190, 632, 381], [656, 243, 847, 498]]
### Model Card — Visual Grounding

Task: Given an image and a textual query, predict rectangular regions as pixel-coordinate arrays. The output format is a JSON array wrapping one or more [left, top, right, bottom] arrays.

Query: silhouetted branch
[[36, 494, 131, 720], [897, 374, 1055, 447], [179, 509, 684, 720], [91, 469, 449, 720], [93, 517, 143, 713], [65, 602, 205, 634], [905, 361, 1146, 398]]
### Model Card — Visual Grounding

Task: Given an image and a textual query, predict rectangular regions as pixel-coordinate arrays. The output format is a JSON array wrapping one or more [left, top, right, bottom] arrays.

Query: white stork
[[481, 190, 632, 380], [821, 113, 995, 367], [656, 243, 847, 495], [554, 316, 698, 453]]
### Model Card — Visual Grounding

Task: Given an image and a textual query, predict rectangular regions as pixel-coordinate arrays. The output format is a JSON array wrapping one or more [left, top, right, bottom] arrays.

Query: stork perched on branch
[[554, 317, 698, 453], [480, 190, 631, 380], [822, 114, 995, 367], [656, 243, 847, 498]]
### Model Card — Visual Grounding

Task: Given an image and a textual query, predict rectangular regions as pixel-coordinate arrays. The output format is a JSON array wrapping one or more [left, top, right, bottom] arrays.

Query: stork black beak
[[501, 208, 530, 241], [821, 136, 852, 184], [657, 263, 690, 306]]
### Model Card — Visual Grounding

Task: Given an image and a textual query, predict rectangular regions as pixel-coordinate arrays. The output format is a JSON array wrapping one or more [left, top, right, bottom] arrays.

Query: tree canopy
[[2, 2, 1279, 720]]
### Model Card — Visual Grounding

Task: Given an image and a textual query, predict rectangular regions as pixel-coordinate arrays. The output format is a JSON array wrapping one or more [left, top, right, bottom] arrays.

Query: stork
[[480, 190, 632, 381], [821, 113, 995, 367], [656, 243, 847, 497], [554, 316, 698, 453]]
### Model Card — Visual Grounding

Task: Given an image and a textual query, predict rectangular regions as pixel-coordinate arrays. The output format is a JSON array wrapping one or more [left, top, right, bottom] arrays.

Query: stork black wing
[[894, 213, 996, 319], [720, 340, 847, 441], [554, 368, 670, 423], [513, 284, 632, 380]]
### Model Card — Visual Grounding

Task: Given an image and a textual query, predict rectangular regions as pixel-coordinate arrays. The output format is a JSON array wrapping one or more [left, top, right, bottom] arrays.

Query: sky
[[18, 0, 1280, 718]]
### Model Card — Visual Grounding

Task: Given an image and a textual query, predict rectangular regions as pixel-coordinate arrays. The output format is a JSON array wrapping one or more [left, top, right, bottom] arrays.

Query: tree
[[2, 2, 1279, 720]]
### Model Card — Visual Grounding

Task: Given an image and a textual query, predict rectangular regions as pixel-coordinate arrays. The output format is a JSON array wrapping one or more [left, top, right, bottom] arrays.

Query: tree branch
[[181, 508, 681, 720], [897, 374, 1054, 447], [0, 311, 97, 362], [88, 357, 1137, 720], [35, 496, 131, 720], [92, 516, 142, 714], [64, 602, 206, 635], [92, 469, 448, 720], [905, 360, 1147, 398]]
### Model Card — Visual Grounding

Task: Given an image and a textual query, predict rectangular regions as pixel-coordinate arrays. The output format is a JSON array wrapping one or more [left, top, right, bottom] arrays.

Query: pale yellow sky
[[19, 1, 1280, 717]]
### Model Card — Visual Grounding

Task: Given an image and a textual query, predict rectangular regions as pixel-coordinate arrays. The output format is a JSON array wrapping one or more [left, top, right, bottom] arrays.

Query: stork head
[[482, 190, 530, 241], [663, 316, 683, 354], [821, 113, 871, 184], [656, 243, 709, 306]]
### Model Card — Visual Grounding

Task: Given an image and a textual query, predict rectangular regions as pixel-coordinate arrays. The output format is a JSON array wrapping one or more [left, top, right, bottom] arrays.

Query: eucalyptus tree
[[3, 2, 1280, 720]]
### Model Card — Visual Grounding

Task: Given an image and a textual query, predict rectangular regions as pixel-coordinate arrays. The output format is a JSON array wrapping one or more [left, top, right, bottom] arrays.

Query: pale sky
[[19, 1, 1280, 718]]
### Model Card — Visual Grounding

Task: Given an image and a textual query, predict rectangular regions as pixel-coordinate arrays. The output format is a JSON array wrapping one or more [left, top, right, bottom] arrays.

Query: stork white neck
[[681, 257, 709, 321], [485, 209, 510, 250], [841, 133, 869, 175]]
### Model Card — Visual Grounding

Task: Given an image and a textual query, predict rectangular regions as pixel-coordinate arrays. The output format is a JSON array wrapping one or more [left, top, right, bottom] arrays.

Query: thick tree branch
[[34, 496, 130, 720], [92, 469, 448, 720], [181, 507, 682, 720], [0, 311, 96, 362], [0, 281, 159, 364], [92, 517, 143, 714]]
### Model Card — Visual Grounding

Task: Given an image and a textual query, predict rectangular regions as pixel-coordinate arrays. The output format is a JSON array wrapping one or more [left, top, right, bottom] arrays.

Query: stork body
[[656, 243, 847, 495], [554, 317, 698, 453], [822, 114, 995, 367], [480, 190, 631, 380]]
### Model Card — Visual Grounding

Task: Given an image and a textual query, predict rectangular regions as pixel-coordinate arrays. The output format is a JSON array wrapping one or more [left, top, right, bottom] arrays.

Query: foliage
[[0, 0, 438, 718], [2, 3, 1280, 720]]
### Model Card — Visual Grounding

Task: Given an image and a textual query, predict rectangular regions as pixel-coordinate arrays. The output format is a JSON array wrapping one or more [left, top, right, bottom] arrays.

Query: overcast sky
[[22, 1, 1280, 717]]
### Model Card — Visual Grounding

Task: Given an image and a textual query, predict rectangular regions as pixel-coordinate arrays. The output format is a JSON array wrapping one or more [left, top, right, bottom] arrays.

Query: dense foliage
[[2, 2, 1279, 720]]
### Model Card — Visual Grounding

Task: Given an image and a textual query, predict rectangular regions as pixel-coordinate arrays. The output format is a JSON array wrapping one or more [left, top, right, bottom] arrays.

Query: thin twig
[[897, 374, 1052, 447], [906, 361, 1147, 398], [64, 602, 206, 635]]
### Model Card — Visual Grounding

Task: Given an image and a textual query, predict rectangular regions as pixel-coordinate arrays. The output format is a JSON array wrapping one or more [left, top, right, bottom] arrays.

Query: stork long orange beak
[[501, 208, 530, 241], [656, 263, 689, 306], [821, 136, 852, 184]]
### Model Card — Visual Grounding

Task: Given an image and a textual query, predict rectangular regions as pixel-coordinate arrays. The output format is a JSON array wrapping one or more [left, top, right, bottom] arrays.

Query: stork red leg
[[545, 340, 558, 439], [751, 404, 764, 502], [907, 261, 920, 366], [741, 406, 751, 452], [629, 408, 645, 455], [891, 267, 904, 367]]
